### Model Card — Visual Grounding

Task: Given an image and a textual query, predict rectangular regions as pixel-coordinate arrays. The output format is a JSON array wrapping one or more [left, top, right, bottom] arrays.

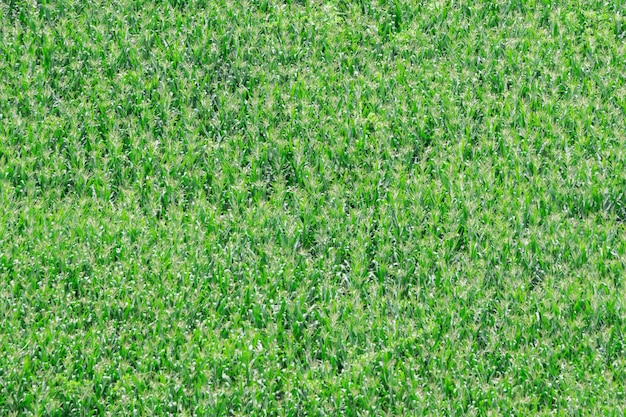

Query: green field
[[1, 0, 625, 415]]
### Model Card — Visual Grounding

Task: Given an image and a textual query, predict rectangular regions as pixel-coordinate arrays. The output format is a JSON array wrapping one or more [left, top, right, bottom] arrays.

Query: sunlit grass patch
[[1, 0, 625, 415]]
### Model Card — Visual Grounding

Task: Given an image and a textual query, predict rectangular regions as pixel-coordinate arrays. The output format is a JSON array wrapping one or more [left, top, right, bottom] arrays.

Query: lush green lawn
[[1, 0, 625, 415]]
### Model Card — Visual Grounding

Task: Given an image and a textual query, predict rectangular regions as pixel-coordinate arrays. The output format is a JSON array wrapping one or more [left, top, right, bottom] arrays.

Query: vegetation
[[1, 0, 625, 415]]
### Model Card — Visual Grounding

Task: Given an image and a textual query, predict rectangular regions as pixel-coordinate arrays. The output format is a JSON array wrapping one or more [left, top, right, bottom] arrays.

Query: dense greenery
[[1, 0, 625, 414]]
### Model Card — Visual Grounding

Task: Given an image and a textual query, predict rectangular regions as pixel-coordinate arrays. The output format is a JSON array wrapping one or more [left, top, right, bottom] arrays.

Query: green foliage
[[1, 0, 625, 414]]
